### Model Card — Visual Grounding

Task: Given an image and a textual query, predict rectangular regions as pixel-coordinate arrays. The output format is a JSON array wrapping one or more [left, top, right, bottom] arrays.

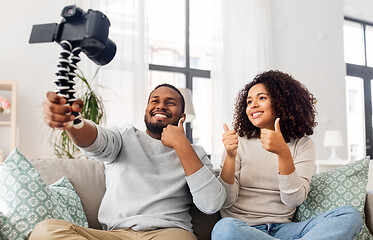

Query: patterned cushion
[[0, 148, 88, 240], [293, 157, 371, 240], [49, 177, 88, 228]]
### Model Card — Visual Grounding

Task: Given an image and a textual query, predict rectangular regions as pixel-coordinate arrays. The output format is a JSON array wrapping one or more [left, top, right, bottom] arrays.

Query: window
[[345, 76, 366, 160], [147, 0, 217, 147], [344, 17, 373, 160], [90, 0, 219, 152]]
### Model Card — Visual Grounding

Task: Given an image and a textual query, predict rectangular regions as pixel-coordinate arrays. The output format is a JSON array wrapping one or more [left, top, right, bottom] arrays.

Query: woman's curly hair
[[233, 70, 317, 142]]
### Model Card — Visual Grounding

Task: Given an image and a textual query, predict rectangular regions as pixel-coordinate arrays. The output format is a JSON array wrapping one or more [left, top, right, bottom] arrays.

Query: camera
[[29, 5, 116, 66]]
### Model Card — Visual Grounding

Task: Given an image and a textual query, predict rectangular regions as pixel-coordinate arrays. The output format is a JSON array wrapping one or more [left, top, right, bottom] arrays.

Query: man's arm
[[161, 118, 226, 213], [43, 91, 97, 148], [161, 117, 203, 176]]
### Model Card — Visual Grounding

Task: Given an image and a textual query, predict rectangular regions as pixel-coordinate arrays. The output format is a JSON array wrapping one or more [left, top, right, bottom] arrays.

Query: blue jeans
[[211, 206, 363, 240]]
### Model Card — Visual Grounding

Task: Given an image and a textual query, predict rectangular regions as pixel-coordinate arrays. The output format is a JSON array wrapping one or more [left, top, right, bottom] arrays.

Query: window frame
[[345, 16, 373, 158], [148, 0, 211, 142]]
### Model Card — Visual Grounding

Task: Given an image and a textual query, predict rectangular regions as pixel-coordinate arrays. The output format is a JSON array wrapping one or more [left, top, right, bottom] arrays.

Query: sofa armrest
[[365, 193, 373, 234], [190, 204, 221, 240]]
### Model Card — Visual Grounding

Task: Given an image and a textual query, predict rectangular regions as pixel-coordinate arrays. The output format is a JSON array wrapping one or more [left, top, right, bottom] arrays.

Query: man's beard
[[145, 121, 166, 135], [144, 115, 180, 135]]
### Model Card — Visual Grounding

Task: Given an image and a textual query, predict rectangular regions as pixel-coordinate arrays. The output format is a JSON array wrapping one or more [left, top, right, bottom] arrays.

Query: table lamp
[[178, 88, 196, 123], [323, 130, 344, 161]]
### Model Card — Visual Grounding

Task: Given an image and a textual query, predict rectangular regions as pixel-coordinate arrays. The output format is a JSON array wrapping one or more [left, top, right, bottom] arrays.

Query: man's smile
[[151, 111, 171, 120]]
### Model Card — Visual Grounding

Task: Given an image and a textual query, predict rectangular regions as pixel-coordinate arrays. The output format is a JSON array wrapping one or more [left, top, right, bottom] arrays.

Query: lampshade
[[323, 130, 344, 147], [323, 130, 344, 161], [178, 88, 196, 123]]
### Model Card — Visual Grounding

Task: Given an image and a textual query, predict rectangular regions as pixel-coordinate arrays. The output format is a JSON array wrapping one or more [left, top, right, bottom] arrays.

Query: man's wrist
[[172, 135, 190, 150]]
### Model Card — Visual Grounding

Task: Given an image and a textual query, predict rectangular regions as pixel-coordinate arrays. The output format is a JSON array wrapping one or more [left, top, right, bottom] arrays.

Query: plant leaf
[[49, 67, 104, 159]]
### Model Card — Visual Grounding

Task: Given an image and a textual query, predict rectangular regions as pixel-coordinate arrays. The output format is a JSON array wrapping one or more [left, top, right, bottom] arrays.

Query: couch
[[28, 157, 373, 240]]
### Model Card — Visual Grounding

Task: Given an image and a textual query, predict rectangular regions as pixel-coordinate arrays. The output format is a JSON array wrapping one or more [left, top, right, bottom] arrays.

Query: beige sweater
[[219, 136, 315, 225]]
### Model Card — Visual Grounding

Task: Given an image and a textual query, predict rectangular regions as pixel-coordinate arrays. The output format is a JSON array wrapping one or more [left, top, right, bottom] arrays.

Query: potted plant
[[49, 67, 105, 159]]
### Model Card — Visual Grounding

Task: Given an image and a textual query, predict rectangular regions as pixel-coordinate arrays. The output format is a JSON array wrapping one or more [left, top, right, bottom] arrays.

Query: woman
[[212, 70, 363, 240]]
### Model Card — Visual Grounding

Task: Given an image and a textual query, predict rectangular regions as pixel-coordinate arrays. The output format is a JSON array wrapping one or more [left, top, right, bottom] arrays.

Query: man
[[30, 84, 225, 240]]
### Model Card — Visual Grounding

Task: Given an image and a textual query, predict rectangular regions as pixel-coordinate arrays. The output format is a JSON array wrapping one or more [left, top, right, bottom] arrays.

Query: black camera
[[29, 5, 116, 66]]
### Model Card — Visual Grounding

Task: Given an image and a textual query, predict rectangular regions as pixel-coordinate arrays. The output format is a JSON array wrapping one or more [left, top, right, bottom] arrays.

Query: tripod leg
[[54, 40, 84, 129]]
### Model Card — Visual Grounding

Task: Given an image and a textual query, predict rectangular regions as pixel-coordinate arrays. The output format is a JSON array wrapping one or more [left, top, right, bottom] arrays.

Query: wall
[[270, 0, 373, 160], [270, 0, 347, 160], [0, 0, 83, 158]]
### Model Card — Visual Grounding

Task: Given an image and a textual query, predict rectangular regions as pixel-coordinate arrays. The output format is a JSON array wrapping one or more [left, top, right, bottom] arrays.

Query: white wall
[[270, 0, 373, 160], [270, 0, 347, 160], [0, 0, 82, 158], [1, 0, 370, 159]]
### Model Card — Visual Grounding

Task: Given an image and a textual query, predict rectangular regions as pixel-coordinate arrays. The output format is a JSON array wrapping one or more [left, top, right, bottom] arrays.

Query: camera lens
[[87, 39, 116, 66]]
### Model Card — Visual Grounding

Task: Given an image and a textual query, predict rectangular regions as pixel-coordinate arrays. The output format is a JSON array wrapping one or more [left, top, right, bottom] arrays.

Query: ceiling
[[344, 0, 373, 23]]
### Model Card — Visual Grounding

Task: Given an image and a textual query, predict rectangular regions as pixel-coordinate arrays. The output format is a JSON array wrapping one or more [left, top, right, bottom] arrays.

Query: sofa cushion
[[0, 148, 88, 240], [49, 177, 88, 227], [293, 157, 372, 240], [190, 203, 221, 240], [29, 157, 106, 229]]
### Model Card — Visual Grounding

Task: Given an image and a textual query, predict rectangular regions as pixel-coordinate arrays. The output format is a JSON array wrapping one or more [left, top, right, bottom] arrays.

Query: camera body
[[29, 5, 116, 66]]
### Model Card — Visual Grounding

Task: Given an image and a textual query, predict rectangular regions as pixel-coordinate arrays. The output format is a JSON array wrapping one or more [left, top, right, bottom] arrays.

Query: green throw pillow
[[293, 157, 371, 240], [49, 177, 88, 228], [0, 148, 88, 240]]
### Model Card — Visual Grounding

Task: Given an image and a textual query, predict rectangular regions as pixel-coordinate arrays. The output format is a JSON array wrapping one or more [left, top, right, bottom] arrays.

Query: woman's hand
[[222, 123, 238, 158], [260, 118, 294, 175], [221, 123, 239, 184], [260, 118, 288, 155]]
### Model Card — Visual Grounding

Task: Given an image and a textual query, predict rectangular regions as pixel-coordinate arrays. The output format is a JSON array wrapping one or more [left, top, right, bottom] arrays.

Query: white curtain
[[210, 0, 273, 167], [74, 0, 149, 130]]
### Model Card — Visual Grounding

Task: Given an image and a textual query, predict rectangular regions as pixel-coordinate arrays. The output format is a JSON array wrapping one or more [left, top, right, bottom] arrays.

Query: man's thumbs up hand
[[161, 116, 187, 149], [178, 116, 185, 129]]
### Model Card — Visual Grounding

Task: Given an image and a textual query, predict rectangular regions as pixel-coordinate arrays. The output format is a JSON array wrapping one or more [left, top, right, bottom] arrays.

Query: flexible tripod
[[54, 40, 84, 128]]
